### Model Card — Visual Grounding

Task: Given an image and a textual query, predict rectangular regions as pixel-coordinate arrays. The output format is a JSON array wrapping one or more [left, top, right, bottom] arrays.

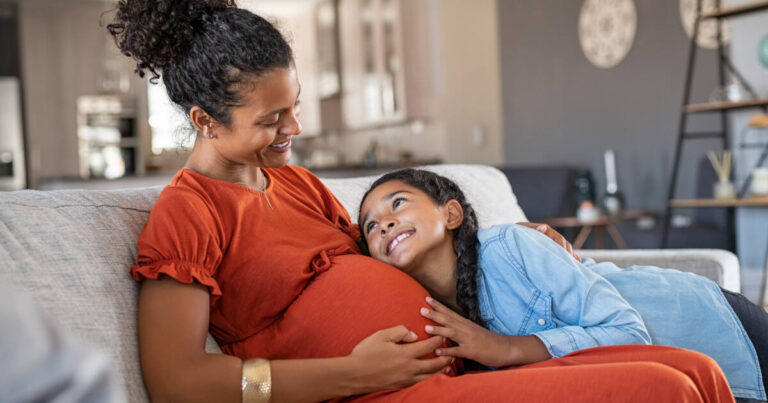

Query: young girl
[[359, 168, 768, 402]]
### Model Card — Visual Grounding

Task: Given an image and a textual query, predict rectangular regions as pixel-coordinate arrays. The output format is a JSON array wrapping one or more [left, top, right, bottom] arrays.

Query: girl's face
[[209, 65, 302, 169], [360, 180, 458, 274]]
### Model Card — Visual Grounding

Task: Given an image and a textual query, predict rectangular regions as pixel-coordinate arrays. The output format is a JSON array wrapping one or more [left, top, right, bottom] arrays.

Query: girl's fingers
[[420, 307, 455, 326], [425, 298, 463, 319], [425, 296, 446, 310], [425, 324, 457, 339]]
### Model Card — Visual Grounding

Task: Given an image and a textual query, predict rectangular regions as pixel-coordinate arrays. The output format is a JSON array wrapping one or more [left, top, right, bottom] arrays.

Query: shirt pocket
[[517, 290, 555, 335]]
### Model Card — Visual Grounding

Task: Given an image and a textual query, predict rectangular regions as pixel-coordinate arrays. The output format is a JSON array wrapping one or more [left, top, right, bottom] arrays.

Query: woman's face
[[210, 65, 302, 169], [360, 180, 454, 274]]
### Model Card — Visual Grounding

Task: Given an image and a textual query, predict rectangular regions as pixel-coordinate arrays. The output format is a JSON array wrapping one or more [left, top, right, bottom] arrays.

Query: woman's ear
[[189, 106, 216, 139], [443, 199, 464, 230]]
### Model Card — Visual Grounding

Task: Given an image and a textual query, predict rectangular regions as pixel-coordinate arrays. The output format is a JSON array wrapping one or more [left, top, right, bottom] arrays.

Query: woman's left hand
[[517, 222, 581, 262], [420, 297, 518, 368]]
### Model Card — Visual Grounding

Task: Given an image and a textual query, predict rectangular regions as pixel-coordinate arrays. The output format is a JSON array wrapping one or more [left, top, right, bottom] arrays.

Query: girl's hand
[[517, 222, 581, 262], [346, 325, 454, 393], [420, 297, 551, 368]]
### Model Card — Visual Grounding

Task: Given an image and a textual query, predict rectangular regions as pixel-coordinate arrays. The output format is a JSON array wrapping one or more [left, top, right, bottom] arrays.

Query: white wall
[[19, 0, 147, 187], [434, 0, 504, 165]]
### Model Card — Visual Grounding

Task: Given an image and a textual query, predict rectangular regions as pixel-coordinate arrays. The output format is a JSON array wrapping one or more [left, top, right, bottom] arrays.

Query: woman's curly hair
[[359, 169, 486, 328], [106, 0, 293, 125]]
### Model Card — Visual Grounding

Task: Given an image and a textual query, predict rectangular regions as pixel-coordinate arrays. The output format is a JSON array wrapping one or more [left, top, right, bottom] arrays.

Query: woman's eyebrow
[[257, 85, 302, 119], [361, 190, 414, 229]]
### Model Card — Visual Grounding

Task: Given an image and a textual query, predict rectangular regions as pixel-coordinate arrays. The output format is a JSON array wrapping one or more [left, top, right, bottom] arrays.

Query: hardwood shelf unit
[[661, 0, 768, 251], [669, 197, 768, 208], [684, 97, 768, 113], [699, 0, 768, 19]]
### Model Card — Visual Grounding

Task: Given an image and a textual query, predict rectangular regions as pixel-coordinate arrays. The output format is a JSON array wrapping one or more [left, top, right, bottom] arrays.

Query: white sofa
[[0, 164, 740, 401]]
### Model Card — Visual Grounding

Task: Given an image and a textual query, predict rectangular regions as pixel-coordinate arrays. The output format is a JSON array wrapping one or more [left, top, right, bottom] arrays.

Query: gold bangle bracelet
[[242, 358, 271, 403]]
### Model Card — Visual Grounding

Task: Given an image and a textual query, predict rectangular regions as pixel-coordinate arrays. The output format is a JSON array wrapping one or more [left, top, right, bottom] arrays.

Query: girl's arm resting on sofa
[[138, 278, 452, 403]]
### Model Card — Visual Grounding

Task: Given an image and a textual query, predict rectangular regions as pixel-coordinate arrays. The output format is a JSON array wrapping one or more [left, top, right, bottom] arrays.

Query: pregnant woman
[[109, 1, 734, 401]]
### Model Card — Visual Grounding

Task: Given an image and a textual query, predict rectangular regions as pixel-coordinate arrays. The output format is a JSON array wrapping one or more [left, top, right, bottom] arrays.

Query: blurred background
[[1, 0, 767, 301]]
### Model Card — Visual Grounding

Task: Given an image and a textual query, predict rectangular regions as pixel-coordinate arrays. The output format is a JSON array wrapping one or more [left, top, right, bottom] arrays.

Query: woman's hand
[[420, 297, 551, 368], [346, 325, 454, 393], [517, 222, 581, 262]]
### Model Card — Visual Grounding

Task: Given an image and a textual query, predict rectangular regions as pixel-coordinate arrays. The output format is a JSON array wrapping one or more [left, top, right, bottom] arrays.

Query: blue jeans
[[721, 287, 768, 400]]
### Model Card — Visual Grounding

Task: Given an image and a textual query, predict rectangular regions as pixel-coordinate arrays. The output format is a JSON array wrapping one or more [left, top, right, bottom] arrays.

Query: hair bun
[[107, 0, 236, 80]]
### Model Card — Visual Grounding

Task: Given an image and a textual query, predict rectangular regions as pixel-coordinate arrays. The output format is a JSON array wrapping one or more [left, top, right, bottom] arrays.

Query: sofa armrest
[[578, 249, 741, 293]]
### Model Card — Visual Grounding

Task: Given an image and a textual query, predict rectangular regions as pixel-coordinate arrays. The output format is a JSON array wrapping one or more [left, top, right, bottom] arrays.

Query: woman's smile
[[268, 138, 292, 153]]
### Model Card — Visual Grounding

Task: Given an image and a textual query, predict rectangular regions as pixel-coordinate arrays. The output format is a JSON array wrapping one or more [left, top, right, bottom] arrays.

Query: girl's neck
[[411, 241, 460, 312]]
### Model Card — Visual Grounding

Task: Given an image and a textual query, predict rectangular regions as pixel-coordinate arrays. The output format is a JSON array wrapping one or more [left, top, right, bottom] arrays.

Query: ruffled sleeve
[[131, 187, 224, 299]]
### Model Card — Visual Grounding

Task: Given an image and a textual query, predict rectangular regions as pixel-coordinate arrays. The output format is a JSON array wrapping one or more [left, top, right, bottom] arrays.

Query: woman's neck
[[185, 139, 265, 188]]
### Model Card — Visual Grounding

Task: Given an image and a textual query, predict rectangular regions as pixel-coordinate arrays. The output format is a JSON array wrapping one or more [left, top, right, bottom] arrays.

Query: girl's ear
[[443, 199, 464, 230]]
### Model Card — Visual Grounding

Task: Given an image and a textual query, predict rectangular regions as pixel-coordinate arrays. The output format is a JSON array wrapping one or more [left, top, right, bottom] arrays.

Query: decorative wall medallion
[[578, 0, 638, 69], [679, 0, 731, 49]]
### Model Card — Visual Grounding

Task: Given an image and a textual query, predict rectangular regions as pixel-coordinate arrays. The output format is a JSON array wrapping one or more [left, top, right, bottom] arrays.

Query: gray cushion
[[0, 187, 163, 402]]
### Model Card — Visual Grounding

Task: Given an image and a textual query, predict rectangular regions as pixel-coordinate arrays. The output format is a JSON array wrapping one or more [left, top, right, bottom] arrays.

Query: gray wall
[[497, 0, 723, 211]]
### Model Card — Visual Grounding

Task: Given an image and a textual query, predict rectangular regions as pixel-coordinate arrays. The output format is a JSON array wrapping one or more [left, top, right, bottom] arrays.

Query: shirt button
[[538, 318, 546, 326]]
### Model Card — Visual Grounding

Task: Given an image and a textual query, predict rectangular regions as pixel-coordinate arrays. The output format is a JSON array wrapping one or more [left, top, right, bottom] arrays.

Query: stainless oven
[[0, 77, 26, 190]]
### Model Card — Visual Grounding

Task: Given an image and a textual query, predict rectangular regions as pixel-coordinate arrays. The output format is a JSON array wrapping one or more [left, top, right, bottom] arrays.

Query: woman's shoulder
[[267, 164, 321, 184], [152, 169, 226, 217]]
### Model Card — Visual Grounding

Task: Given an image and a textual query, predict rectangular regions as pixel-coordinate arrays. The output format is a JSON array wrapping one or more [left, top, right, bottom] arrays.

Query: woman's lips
[[268, 139, 291, 153], [386, 230, 415, 256]]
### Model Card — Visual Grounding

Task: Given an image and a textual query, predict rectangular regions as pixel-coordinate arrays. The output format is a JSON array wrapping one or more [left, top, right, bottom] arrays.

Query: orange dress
[[132, 166, 733, 402]]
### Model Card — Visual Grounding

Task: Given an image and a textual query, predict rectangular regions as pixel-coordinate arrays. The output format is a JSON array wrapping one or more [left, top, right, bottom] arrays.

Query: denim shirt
[[476, 224, 765, 401]]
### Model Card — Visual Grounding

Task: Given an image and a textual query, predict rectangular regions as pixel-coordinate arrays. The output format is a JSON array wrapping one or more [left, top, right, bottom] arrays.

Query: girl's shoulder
[[477, 223, 531, 244]]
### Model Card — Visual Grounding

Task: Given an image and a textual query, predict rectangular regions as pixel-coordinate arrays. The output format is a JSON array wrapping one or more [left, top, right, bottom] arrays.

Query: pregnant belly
[[225, 254, 440, 361]]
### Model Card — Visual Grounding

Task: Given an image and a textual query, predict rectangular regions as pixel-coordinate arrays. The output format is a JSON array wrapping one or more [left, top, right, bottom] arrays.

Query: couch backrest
[[0, 164, 525, 401]]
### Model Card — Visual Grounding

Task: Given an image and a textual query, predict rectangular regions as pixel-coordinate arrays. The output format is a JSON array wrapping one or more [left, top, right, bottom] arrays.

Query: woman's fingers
[[434, 346, 466, 359], [412, 356, 454, 376], [379, 325, 417, 343], [402, 335, 445, 357], [522, 221, 583, 262]]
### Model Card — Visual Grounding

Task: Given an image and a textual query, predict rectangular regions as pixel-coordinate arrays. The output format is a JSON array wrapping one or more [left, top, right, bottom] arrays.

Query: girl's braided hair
[[106, 0, 293, 126], [359, 169, 486, 328]]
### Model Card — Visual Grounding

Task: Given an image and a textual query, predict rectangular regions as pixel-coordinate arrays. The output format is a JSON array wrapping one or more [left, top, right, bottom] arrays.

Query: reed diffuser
[[707, 150, 734, 199]]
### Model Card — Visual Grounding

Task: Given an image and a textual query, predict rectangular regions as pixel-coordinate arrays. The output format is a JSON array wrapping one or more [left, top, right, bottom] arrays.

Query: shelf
[[684, 97, 768, 113], [669, 197, 768, 208], [699, 1, 768, 19], [541, 210, 655, 228]]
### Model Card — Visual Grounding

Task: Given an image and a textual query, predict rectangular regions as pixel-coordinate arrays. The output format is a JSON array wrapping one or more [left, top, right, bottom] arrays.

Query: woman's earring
[[207, 126, 216, 139]]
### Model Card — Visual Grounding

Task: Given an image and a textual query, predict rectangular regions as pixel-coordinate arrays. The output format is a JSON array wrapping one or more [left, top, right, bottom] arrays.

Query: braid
[[453, 203, 485, 328], [359, 169, 486, 328]]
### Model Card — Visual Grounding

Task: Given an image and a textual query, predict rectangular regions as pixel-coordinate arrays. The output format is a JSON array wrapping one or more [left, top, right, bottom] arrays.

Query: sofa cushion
[[322, 164, 527, 227], [0, 164, 526, 401], [0, 187, 162, 402]]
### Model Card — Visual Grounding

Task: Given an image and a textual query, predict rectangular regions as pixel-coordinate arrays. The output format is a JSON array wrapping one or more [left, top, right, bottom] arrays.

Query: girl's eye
[[393, 197, 406, 208], [365, 221, 377, 234]]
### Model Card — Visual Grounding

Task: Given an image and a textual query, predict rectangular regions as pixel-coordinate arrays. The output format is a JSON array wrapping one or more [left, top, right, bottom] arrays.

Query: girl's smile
[[386, 230, 415, 256]]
